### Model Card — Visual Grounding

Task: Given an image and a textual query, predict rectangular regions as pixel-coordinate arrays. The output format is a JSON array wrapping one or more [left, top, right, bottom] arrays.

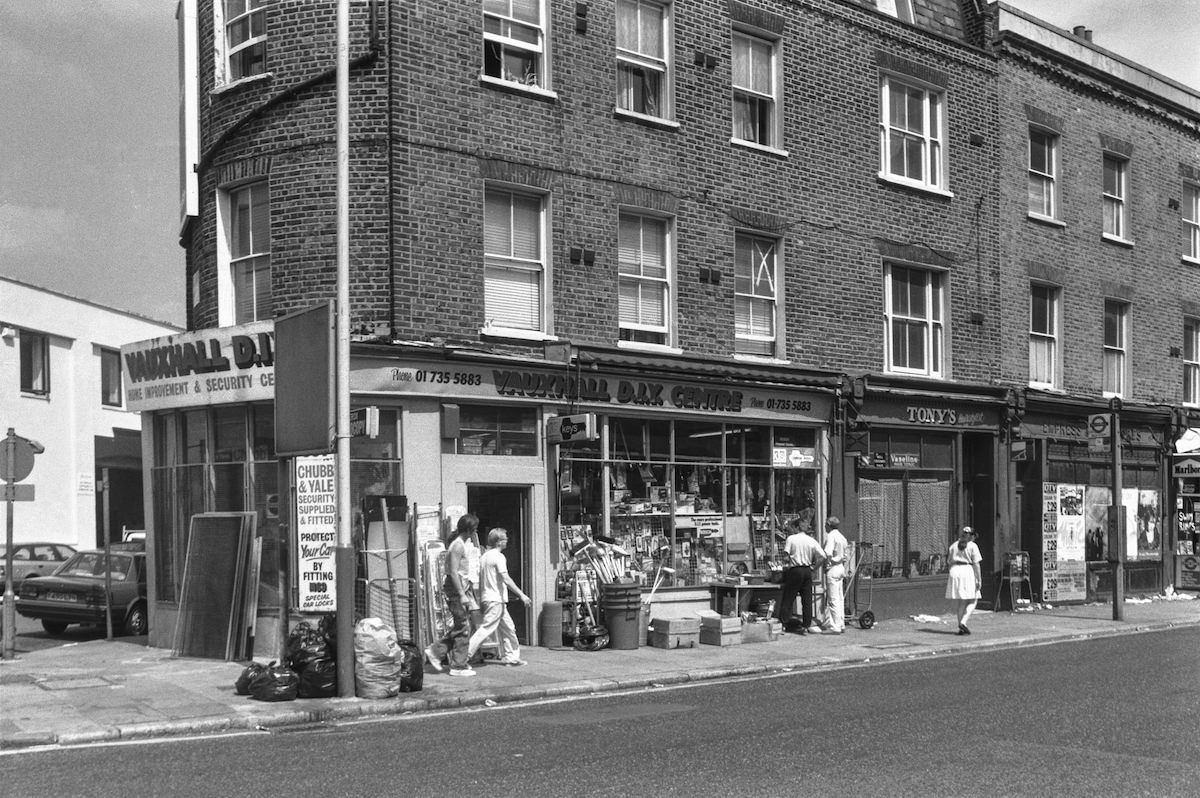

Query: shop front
[[1170, 452, 1200, 593], [1017, 395, 1175, 604], [846, 382, 1008, 620]]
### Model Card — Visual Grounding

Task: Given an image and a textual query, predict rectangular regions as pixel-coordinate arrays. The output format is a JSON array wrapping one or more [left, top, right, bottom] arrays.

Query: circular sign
[[3, 435, 39, 483], [1088, 414, 1110, 436]]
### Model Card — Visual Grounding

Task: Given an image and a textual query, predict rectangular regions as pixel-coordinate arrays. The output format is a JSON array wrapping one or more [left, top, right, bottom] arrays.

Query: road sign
[[2, 484, 34, 501], [3, 430, 43, 483], [1087, 414, 1111, 453]]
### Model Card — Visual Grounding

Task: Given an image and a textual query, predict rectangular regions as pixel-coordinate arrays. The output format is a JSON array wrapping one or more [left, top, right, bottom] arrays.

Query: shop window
[[879, 74, 946, 192], [735, 233, 779, 357], [618, 211, 672, 346], [859, 476, 951, 579], [100, 347, 122, 407], [457, 405, 537, 456], [1186, 318, 1200, 406], [732, 28, 780, 150], [1102, 299, 1129, 398], [1102, 154, 1128, 242], [483, 0, 548, 90], [885, 263, 945, 378], [616, 0, 671, 121], [19, 329, 50, 396]]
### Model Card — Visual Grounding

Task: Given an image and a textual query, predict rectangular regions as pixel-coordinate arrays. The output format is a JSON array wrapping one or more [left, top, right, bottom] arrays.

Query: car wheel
[[42, 620, 69, 635], [123, 603, 149, 636]]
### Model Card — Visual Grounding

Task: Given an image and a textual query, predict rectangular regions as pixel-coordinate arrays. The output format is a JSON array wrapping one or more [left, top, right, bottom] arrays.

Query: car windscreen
[[56, 552, 133, 581]]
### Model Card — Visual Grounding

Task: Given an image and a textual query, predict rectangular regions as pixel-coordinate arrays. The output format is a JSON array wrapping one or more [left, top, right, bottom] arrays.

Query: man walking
[[777, 518, 825, 633], [819, 516, 848, 634], [467, 528, 531, 666], [425, 513, 482, 677]]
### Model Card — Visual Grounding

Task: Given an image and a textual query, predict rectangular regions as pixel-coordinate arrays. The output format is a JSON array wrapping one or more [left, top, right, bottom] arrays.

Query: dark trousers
[[777, 565, 813, 630]]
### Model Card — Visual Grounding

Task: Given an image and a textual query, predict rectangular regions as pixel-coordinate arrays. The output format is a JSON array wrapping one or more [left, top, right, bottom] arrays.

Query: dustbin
[[600, 583, 643, 650]]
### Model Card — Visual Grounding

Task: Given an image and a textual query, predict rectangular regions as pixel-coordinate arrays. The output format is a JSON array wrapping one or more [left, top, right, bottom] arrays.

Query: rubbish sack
[[317, 612, 338, 658], [248, 661, 300, 702], [297, 657, 338, 698], [354, 617, 402, 699], [396, 639, 423, 693], [235, 661, 267, 695], [286, 620, 330, 674]]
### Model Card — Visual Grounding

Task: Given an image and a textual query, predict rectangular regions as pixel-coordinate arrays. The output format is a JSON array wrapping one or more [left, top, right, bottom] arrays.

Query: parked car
[[0, 542, 77, 589], [16, 544, 148, 636]]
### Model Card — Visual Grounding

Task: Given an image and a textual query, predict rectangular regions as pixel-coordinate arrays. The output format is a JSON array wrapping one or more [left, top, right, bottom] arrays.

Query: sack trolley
[[844, 541, 876, 629]]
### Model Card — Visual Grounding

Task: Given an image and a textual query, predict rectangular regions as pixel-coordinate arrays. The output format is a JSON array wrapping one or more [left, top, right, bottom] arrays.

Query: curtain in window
[[484, 190, 543, 330], [618, 215, 667, 328]]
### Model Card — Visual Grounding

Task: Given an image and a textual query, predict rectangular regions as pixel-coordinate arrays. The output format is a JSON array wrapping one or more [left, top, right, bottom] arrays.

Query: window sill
[[479, 326, 557, 343], [479, 75, 558, 102], [883, 368, 946, 381], [730, 138, 789, 158], [1183, 255, 1200, 267], [1027, 213, 1065, 228], [876, 173, 954, 199], [733, 353, 789, 365], [614, 108, 679, 130], [617, 340, 682, 356], [20, 391, 51, 401], [211, 72, 273, 96], [1027, 382, 1062, 393], [1101, 233, 1135, 248]]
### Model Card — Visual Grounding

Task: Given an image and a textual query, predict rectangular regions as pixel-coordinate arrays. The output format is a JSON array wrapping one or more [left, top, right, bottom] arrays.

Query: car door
[[27, 545, 61, 580]]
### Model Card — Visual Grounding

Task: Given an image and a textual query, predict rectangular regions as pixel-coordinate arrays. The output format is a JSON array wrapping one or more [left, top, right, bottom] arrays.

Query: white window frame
[[616, 0, 672, 122], [1185, 318, 1200, 406], [879, 74, 948, 194], [876, 0, 914, 23], [731, 28, 783, 153], [101, 347, 123, 408], [216, 0, 267, 86], [217, 180, 272, 326], [1102, 154, 1129, 242], [19, 329, 50, 396], [482, 0, 550, 93], [734, 232, 779, 357], [483, 186, 550, 338], [1029, 284, 1060, 389], [1028, 128, 1058, 221], [618, 210, 674, 349], [884, 263, 945, 378], [1184, 182, 1200, 263], [1103, 300, 1129, 398]]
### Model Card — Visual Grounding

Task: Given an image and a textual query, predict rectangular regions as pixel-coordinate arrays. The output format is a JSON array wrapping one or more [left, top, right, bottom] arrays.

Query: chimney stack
[[1072, 25, 1094, 42]]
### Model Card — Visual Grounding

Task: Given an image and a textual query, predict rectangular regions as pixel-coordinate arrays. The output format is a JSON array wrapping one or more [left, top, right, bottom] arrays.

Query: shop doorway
[[467, 485, 531, 644]]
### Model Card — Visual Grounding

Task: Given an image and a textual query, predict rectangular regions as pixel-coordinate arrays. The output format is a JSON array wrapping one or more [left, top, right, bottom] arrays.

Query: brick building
[[126, 1, 1198, 651]]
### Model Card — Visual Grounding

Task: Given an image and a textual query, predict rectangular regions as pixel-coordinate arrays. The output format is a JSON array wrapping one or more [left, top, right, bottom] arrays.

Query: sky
[[1, 1, 1198, 329]]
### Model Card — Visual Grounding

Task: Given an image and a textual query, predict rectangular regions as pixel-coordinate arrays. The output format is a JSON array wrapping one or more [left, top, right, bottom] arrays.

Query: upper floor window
[[1184, 182, 1200, 262], [616, 0, 671, 121], [1028, 129, 1058, 220], [101, 348, 123, 407], [19, 329, 49, 396], [876, 0, 914, 22], [1102, 154, 1128, 241], [225, 181, 272, 325], [1103, 300, 1129, 397], [885, 264, 944, 378], [1029, 284, 1060, 389], [483, 0, 547, 89], [1185, 318, 1200, 406], [618, 211, 672, 346], [734, 233, 778, 357], [879, 75, 946, 192], [223, 0, 266, 83], [484, 187, 547, 333], [732, 29, 779, 149]]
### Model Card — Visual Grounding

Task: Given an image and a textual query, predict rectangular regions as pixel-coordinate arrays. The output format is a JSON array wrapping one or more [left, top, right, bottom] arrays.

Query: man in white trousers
[[819, 516, 848, 634], [466, 528, 531, 666]]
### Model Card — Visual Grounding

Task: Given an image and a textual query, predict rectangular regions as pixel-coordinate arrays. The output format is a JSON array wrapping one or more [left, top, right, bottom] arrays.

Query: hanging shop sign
[[121, 321, 275, 411], [546, 413, 597, 445], [352, 357, 832, 423], [1172, 454, 1200, 480], [294, 455, 337, 612]]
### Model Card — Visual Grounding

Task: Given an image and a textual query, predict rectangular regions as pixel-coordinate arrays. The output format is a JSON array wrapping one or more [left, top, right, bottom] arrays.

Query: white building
[[1, 275, 181, 549]]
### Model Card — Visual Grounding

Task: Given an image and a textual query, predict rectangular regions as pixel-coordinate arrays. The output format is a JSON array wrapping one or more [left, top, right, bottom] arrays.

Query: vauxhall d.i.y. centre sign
[[121, 322, 276, 412]]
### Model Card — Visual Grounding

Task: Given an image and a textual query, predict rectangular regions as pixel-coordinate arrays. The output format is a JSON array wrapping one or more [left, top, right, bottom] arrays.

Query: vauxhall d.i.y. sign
[[121, 322, 276, 411]]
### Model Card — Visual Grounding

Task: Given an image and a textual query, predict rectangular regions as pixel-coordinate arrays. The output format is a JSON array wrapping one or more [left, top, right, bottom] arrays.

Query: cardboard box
[[741, 620, 780, 643], [648, 629, 700, 649], [650, 616, 699, 634], [699, 615, 741, 633], [700, 627, 742, 646]]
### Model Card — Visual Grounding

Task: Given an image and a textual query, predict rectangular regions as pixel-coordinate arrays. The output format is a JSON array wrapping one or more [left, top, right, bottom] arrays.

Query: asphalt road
[[1, 603, 146, 654], [3, 628, 1197, 797]]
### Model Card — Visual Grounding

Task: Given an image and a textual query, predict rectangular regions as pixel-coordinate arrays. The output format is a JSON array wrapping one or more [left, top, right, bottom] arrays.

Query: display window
[[558, 415, 823, 588]]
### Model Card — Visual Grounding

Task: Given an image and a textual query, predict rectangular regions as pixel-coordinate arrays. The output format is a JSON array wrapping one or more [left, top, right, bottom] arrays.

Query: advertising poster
[[295, 455, 337, 611], [1084, 487, 1110, 562], [1056, 484, 1085, 562], [1136, 489, 1161, 559], [1041, 484, 1059, 600]]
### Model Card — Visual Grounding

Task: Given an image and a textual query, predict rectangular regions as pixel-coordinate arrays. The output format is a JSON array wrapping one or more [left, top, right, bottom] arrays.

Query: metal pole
[[3, 430, 16, 659], [1111, 410, 1124, 621], [334, 0, 356, 698]]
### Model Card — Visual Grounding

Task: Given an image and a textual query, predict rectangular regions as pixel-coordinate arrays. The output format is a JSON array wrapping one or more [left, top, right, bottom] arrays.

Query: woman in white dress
[[945, 526, 982, 635]]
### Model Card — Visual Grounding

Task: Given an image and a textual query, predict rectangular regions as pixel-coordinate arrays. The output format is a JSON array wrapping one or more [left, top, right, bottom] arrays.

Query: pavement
[[2, 594, 1198, 751]]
